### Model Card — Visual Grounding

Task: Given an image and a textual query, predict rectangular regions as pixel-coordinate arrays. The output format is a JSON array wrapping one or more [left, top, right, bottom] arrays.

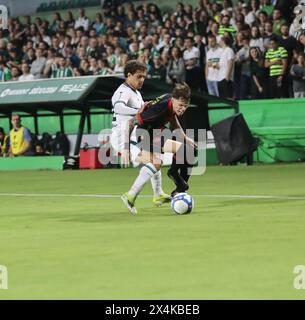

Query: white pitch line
[[0, 193, 119, 198], [0, 193, 305, 201], [194, 194, 305, 200]]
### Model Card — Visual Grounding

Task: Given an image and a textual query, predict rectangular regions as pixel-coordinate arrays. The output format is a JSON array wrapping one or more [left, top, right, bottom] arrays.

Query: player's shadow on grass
[[55, 206, 175, 223]]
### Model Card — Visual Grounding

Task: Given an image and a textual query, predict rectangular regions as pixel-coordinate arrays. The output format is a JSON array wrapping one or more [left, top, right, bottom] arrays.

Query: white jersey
[[110, 82, 144, 164], [111, 82, 144, 129], [206, 47, 223, 82]]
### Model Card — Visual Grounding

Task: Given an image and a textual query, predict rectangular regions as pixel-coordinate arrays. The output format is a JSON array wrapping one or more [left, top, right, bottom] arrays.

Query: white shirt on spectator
[[42, 35, 52, 47], [220, 9, 233, 16], [74, 17, 89, 31], [206, 47, 223, 81], [218, 47, 235, 81], [289, 23, 296, 37], [183, 46, 200, 69], [113, 65, 124, 74], [19, 74, 35, 81], [216, 35, 222, 44], [289, 22, 303, 40], [245, 12, 256, 26], [250, 38, 265, 53], [30, 57, 47, 79]]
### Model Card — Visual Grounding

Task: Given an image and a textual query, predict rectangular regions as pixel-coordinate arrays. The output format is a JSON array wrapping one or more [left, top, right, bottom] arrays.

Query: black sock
[[168, 155, 189, 193], [180, 165, 191, 184], [180, 143, 197, 186]]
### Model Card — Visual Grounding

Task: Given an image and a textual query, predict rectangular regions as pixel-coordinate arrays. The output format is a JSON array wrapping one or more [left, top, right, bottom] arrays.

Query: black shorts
[[135, 127, 167, 153]]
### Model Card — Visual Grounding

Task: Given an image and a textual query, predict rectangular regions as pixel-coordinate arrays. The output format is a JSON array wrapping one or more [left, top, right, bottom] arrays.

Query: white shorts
[[110, 126, 141, 165]]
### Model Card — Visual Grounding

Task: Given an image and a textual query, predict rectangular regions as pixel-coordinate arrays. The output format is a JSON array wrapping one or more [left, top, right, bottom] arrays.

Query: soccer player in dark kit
[[121, 83, 198, 214]]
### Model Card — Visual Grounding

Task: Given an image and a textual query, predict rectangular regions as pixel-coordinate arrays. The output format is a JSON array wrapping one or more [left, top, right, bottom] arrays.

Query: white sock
[[151, 170, 164, 197], [128, 163, 158, 198]]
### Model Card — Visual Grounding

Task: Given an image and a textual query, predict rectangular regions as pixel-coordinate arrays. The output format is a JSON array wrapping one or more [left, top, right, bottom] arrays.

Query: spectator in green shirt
[[0, 61, 12, 82], [147, 53, 166, 81], [106, 45, 117, 69], [265, 36, 288, 98], [218, 14, 236, 37], [10, 66, 20, 81], [260, 0, 274, 16], [272, 9, 286, 36], [53, 56, 73, 78], [97, 59, 113, 75]]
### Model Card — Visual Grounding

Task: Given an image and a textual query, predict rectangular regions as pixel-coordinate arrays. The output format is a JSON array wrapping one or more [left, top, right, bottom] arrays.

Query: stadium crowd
[[0, 0, 304, 100]]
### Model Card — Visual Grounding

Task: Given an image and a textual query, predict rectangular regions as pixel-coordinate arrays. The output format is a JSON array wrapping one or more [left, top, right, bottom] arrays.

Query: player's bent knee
[[153, 158, 163, 171], [136, 151, 150, 164], [163, 139, 182, 153], [154, 163, 162, 171]]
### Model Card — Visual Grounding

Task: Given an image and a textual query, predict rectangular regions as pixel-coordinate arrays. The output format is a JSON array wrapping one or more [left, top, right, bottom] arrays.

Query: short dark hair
[[170, 46, 182, 58], [172, 83, 191, 103], [11, 114, 21, 120], [124, 60, 147, 77], [270, 35, 279, 43], [222, 36, 232, 47], [259, 10, 268, 16], [0, 127, 4, 134]]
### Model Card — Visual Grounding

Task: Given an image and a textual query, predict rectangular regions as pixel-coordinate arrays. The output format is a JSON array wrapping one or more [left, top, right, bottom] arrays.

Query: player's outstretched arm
[[113, 101, 140, 116], [174, 115, 198, 150], [127, 116, 139, 138]]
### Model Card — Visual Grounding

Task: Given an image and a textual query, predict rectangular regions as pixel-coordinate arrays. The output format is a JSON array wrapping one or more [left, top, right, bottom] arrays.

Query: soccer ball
[[171, 193, 194, 215]]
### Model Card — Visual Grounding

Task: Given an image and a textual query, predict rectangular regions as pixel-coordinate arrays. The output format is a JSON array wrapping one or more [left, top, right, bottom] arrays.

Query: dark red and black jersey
[[136, 94, 175, 130]]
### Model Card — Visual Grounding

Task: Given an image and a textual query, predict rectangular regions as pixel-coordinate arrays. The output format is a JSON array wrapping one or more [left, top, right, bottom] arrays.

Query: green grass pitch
[[1, 163, 305, 299]]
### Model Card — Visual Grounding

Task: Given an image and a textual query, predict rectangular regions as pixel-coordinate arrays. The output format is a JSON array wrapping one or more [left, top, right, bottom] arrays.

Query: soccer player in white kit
[[110, 60, 171, 213]]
